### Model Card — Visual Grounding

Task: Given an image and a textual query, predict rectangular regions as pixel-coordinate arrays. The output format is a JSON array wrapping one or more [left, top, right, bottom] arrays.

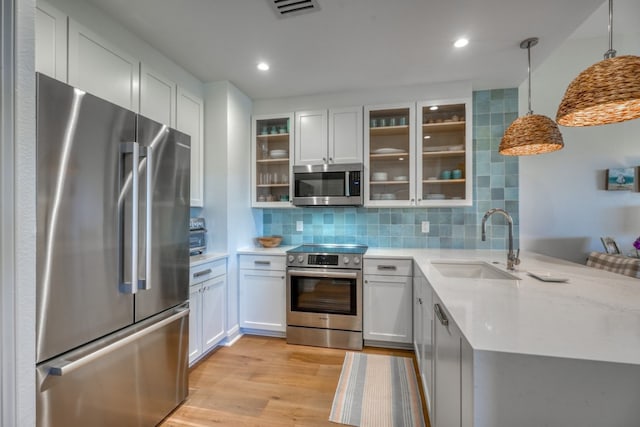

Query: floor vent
[[267, 0, 321, 19]]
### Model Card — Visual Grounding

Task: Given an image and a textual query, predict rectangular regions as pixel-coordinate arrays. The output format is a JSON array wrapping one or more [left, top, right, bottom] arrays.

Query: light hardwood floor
[[160, 335, 430, 426]]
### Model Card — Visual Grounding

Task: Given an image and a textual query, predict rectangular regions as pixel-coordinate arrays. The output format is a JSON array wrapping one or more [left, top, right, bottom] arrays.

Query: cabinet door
[[363, 274, 413, 343], [433, 294, 461, 427], [329, 107, 363, 164], [417, 99, 472, 207], [201, 275, 226, 352], [252, 114, 294, 207], [68, 19, 139, 111], [364, 103, 416, 207], [239, 269, 286, 332], [295, 110, 328, 165], [422, 276, 434, 413], [188, 284, 202, 365], [35, 0, 67, 80], [140, 64, 176, 127], [176, 87, 204, 207]]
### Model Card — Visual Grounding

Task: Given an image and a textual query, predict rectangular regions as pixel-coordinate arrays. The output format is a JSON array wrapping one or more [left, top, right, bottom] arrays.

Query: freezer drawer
[[36, 306, 189, 427]]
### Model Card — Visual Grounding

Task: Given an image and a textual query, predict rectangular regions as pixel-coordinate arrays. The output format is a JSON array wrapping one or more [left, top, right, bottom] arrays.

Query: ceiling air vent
[[267, 0, 321, 19]]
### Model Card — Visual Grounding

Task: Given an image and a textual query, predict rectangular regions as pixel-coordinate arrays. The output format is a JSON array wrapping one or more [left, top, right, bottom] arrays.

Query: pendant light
[[499, 37, 564, 156], [556, 0, 640, 126]]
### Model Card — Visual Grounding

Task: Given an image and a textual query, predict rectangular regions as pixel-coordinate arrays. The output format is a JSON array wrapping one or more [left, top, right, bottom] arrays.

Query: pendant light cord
[[605, 0, 616, 59], [527, 43, 533, 114]]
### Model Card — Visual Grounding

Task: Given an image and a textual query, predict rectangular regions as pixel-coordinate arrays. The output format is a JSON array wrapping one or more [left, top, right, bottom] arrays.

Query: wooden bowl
[[256, 236, 282, 248]]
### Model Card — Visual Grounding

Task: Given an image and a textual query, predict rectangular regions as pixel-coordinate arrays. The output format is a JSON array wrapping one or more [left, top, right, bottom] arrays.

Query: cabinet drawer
[[364, 258, 412, 276], [190, 259, 226, 285], [239, 254, 285, 271]]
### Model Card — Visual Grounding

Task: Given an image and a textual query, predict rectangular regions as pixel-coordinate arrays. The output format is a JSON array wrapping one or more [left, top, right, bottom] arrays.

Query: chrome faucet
[[481, 208, 520, 271]]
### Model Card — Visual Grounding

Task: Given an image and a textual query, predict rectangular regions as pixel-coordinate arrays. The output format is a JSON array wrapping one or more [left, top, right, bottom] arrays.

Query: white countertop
[[189, 252, 228, 266], [237, 246, 294, 255], [367, 248, 640, 366]]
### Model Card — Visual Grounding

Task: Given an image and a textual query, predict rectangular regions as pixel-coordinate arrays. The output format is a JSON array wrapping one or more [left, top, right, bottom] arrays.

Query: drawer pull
[[193, 268, 212, 278], [377, 265, 397, 271], [254, 260, 271, 266], [434, 303, 449, 327]]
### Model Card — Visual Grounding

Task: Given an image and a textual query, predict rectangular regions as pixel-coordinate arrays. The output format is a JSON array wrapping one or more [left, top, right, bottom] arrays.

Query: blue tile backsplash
[[262, 89, 519, 249]]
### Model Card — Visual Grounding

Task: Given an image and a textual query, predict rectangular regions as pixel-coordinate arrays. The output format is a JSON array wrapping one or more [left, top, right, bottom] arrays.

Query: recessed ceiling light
[[257, 62, 270, 71], [424, 135, 431, 139], [454, 38, 469, 48], [429, 106, 438, 111]]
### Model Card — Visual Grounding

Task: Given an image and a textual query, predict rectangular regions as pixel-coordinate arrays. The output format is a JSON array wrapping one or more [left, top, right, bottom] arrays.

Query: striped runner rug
[[329, 352, 425, 427]]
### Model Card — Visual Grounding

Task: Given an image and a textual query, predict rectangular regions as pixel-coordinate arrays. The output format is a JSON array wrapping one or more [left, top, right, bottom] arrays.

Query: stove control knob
[[288, 255, 295, 263], [343, 256, 350, 264], [353, 256, 361, 265], [297, 255, 304, 263]]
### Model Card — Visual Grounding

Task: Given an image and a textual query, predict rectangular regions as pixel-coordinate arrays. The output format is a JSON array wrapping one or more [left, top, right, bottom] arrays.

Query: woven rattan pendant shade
[[499, 37, 564, 156], [500, 114, 564, 156], [556, 0, 640, 127], [556, 55, 640, 126]]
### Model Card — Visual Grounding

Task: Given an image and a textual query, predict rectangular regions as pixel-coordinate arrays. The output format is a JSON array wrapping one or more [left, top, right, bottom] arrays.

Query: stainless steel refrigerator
[[35, 73, 191, 426]]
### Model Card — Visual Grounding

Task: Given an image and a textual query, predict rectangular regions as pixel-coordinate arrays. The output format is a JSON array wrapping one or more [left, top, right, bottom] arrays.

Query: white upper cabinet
[[68, 19, 140, 112], [294, 107, 363, 165], [295, 110, 328, 165], [176, 87, 204, 207], [35, 0, 67, 81], [329, 107, 363, 164], [140, 64, 176, 127]]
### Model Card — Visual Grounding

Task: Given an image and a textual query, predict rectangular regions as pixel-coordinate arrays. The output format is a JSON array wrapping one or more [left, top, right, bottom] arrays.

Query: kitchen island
[[367, 248, 640, 427]]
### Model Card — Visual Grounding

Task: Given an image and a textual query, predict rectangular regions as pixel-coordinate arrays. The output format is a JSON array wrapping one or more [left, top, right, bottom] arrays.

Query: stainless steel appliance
[[35, 73, 190, 427], [292, 163, 363, 206], [189, 217, 207, 255], [286, 244, 367, 350]]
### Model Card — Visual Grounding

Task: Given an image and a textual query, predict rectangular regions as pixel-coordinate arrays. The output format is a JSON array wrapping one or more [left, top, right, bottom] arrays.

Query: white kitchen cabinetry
[[417, 98, 472, 206], [176, 87, 204, 207], [189, 258, 227, 366], [252, 113, 294, 207], [140, 64, 176, 127], [294, 107, 363, 165], [68, 19, 139, 112], [364, 103, 416, 207], [363, 258, 413, 346], [413, 268, 433, 418], [35, 0, 67, 80], [239, 255, 286, 334]]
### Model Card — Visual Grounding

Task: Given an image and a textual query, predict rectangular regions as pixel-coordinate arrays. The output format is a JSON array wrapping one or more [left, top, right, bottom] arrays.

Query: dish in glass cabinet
[[371, 172, 388, 181], [393, 176, 408, 181], [373, 148, 404, 154], [426, 193, 445, 200], [448, 145, 464, 151], [423, 146, 449, 152], [269, 149, 288, 158]]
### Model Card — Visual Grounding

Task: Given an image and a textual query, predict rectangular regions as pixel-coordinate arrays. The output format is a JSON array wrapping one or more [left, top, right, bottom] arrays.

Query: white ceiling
[[84, 0, 623, 100]]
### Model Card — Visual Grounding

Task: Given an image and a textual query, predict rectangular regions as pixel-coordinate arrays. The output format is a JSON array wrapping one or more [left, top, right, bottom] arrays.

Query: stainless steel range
[[286, 244, 367, 350]]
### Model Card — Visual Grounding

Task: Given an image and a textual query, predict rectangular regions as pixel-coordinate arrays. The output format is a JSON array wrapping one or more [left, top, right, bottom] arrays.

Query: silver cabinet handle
[[254, 260, 271, 265], [434, 303, 448, 326], [48, 307, 189, 376], [193, 268, 212, 278], [377, 265, 397, 271]]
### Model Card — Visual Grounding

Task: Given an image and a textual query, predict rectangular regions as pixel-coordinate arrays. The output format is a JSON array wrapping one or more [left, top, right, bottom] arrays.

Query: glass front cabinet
[[252, 113, 294, 207], [364, 103, 416, 207], [416, 99, 472, 206]]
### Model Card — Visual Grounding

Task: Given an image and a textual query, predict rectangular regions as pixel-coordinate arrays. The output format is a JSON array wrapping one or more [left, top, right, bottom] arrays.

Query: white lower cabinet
[[189, 258, 227, 366], [363, 258, 413, 345], [239, 254, 286, 334]]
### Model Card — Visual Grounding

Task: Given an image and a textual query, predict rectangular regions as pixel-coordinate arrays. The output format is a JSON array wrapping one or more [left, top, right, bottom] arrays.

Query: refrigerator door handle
[[47, 306, 189, 376], [139, 145, 153, 291], [119, 142, 141, 294]]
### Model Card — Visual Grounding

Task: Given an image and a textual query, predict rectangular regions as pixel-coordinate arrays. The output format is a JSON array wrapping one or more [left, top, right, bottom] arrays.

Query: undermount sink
[[431, 261, 520, 280]]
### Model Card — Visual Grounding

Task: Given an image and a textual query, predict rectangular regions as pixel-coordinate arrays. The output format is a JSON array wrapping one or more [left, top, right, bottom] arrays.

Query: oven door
[[286, 268, 362, 331]]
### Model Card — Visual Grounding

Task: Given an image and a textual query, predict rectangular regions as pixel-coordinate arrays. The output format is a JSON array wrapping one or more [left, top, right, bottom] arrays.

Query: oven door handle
[[287, 269, 359, 280]]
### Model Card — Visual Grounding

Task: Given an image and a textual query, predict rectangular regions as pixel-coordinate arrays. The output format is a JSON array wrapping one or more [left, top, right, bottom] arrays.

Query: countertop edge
[[189, 252, 229, 266]]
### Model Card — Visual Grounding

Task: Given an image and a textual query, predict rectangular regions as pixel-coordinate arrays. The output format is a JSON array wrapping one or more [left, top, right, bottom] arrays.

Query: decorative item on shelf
[[606, 167, 634, 191], [557, 0, 640, 127], [600, 236, 621, 254], [633, 237, 640, 257], [256, 236, 282, 248], [500, 37, 564, 156], [452, 169, 462, 179], [440, 170, 452, 180]]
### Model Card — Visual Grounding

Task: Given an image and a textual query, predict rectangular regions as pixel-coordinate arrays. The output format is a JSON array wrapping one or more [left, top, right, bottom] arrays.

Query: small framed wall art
[[606, 167, 635, 191]]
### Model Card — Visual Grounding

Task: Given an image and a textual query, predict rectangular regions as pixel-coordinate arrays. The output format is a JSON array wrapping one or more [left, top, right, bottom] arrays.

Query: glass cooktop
[[287, 244, 368, 255]]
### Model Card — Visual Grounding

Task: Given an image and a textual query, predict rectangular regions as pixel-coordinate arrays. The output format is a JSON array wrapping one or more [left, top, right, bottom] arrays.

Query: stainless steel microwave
[[292, 163, 363, 206]]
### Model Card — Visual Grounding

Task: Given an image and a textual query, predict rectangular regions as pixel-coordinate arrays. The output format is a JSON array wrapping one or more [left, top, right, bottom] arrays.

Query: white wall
[[204, 81, 260, 337], [43, 0, 203, 96], [520, 30, 640, 263]]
